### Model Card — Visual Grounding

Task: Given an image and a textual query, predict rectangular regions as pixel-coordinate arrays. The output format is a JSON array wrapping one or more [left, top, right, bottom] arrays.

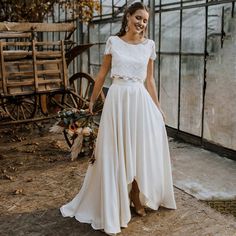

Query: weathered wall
[[204, 16, 236, 150]]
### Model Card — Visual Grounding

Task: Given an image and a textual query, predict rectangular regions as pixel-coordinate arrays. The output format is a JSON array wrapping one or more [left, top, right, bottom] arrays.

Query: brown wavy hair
[[116, 2, 149, 37]]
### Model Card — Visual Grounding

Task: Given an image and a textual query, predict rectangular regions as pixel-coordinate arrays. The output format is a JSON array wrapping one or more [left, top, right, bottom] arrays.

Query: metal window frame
[[87, 0, 236, 161]]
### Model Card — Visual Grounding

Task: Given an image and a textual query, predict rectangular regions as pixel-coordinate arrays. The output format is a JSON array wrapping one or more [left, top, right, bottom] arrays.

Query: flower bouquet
[[50, 108, 99, 162]]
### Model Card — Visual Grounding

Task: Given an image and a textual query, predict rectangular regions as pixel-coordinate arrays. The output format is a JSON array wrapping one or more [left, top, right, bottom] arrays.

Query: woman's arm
[[89, 54, 111, 113], [146, 59, 166, 121]]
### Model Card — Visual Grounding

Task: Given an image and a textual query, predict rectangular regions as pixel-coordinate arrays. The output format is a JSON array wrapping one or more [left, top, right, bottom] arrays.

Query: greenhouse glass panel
[[99, 24, 111, 42], [99, 44, 106, 63], [207, 34, 221, 57], [114, 0, 126, 6], [162, 0, 180, 3], [182, 0, 205, 6], [89, 24, 99, 43], [111, 22, 121, 35], [208, 5, 223, 36], [208, 3, 233, 37], [179, 56, 204, 136], [101, 0, 113, 15], [154, 11, 160, 41], [143, 0, 151, 6], [159, 55, 179, 128], [204, 14, 236, 150], [161, 0, 180, 11], [89, 64, 100, 78], [223, 4, 235, 35], [182, 7, 205, 53], [90, 45, 100, 65], [160, 10, 180, 52]]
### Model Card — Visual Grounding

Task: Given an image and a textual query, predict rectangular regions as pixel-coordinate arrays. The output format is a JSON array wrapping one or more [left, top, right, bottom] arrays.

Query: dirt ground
[[0, 121, 236, 236]]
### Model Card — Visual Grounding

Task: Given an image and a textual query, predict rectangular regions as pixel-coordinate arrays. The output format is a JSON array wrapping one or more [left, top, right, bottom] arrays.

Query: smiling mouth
[[135, 25, 143, 31]]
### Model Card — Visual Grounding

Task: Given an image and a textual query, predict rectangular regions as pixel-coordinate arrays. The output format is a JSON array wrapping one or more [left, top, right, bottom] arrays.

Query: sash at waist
[[111, 75, 144, 84]]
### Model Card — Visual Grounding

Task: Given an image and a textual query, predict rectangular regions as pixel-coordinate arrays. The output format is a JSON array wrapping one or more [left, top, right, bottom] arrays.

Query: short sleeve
[[150, 40, 157, 60], [104, 36, 112, 55]]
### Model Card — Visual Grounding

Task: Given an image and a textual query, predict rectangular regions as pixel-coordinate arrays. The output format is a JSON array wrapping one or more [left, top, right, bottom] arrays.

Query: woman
[[60, 2, 176, 235]]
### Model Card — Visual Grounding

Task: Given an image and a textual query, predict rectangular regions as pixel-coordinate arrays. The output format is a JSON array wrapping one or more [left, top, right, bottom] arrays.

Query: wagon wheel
[[39, 93, 64, 116], [2, 95, 37, 121], [0, 99, 10, 120], [62, 72, 105, 111]]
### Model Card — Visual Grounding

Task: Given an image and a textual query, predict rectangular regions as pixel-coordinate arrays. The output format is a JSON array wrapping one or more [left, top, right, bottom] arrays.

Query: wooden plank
[[7, 69, 61, 77], [2, 42, 31, 46], [7, 80, 34, 87], [3, 51, 32, 60], [32, 40, 38, 92], [0, 115, 57, 126], [36, 51, 62, 58], [8, 71, 34, 77], [61, 40, 68, 89], [6, 79, 62, 87], [38, 79, 62, 84], [36, 59, 62, 65], [5, 59, 62, 66], [35, 41, 61, 46], [37, 69, 61, 75], [0, 22, 75, 32], [6, 60, 33, 66], [0, 43, 7, 95], [6, 90, 35, 96], [0, 32, 31, 39]]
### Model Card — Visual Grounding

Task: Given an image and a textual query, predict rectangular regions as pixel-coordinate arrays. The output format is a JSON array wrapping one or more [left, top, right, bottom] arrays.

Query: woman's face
[[127, 9, 149, 35]]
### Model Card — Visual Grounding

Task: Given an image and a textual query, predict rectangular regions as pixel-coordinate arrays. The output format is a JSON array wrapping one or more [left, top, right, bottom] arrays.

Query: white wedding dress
[[60, 35, 176, 235]]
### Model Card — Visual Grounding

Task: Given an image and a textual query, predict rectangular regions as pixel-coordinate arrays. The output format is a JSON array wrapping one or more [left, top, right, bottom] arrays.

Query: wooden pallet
[[0, 40, 68, 96]]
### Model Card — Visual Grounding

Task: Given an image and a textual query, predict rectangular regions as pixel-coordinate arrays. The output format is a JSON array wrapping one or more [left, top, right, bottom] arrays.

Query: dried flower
[[82, 127, 92, 136]]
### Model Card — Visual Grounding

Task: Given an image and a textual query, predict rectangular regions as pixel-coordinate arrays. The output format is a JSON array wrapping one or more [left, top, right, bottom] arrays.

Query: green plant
[[0, 0, 100, 22]]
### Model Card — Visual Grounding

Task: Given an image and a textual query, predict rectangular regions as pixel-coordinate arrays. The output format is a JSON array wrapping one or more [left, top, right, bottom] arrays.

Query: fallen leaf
[[8, 166, 17, 172], [3, 174, 14, 181], [26, 178, 33, 182], [13, 189, 23, 195]]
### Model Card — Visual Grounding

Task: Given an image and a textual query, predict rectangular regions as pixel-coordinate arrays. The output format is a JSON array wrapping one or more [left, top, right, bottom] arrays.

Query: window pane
[[159, 55, 179, 128], [182, 8, 205, 53], [180, 56, 204, 136], [161, 11, 180, 52]]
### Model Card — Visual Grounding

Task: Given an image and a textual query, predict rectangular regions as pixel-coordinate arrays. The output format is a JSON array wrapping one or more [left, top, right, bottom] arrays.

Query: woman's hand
[[89, 101, 94, 114]]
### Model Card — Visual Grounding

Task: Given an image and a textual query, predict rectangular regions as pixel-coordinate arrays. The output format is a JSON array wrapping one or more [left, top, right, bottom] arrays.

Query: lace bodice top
[[104, 36, 156, 82]]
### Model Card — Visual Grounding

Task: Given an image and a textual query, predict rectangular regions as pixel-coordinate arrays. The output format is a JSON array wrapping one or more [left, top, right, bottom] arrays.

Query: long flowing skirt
[[60, 78, 176, 235]]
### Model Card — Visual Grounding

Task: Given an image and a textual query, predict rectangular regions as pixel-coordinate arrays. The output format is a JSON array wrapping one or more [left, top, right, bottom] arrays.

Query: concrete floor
[[1, 126, 236, 236], [170, 138, 236, 200]]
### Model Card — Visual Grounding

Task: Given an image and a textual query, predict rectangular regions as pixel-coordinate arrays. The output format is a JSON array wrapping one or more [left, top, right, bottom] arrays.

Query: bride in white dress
[[60, 2, 176, 235]]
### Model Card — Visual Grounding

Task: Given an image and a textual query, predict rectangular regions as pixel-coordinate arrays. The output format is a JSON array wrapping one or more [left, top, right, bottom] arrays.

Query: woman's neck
[[122, 32, 144, 43]]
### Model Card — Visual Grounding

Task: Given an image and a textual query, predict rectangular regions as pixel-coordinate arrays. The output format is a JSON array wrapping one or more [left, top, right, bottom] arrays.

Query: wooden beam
[[32, 40, 38, 92], [0, 32, 31, 39], [0, 22, 75, 32], [61, 40, 68, 89], [0, 43, 7, 95]]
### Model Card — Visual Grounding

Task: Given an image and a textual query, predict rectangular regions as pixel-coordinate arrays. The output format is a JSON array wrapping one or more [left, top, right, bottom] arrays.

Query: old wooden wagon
[[0, 23, 104, 125]]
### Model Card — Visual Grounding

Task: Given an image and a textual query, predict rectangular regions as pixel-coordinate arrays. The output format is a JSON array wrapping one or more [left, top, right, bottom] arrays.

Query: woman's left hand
[[89, 101, 94, 114]]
